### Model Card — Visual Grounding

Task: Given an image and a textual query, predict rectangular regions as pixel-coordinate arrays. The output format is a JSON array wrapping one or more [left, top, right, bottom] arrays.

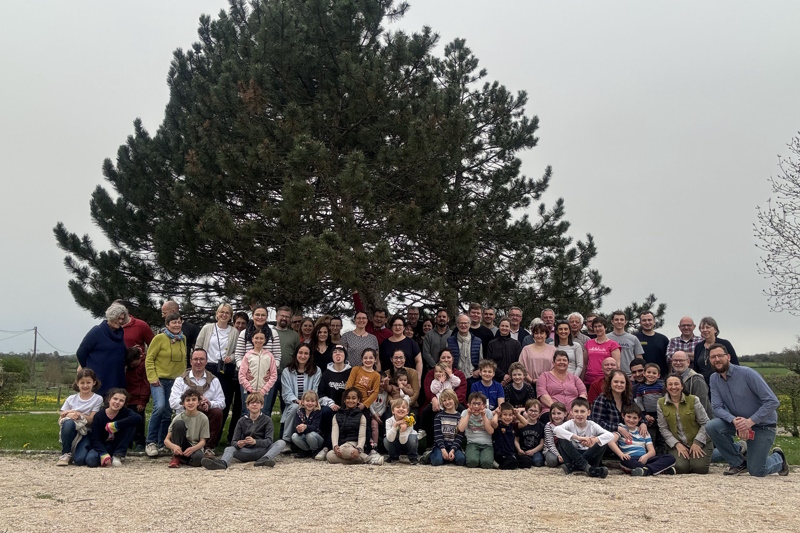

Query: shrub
[[0, 368, 21, 408], [768, 374, 800, 437]]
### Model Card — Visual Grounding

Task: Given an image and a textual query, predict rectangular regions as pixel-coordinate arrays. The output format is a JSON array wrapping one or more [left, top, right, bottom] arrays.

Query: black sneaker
[[254, 456, 276, 468], [723, 462, 748, 476], [386, 457, 399, 464], [293, 451, 311, 459], [659, 466, 677, 475], [630, 467, 647, 477], [419, 450, 432, 465], [589, 466, 609, 478], [201, 458, 227, 470], [408, 457, 419, 465], [773, 447, 790, 476]]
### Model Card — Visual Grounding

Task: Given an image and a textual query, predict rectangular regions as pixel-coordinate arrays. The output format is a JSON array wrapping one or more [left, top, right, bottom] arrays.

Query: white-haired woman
[[76, 302, 129, 396]]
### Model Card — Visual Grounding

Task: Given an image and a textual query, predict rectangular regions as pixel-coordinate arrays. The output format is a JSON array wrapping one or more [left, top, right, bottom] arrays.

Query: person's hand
[[236, 439, 247, 448], [472, 370, 480, 378], [619, 453, 631, 461], [350, 447, 360, 459], [557, 455, 564, 464], [638, 455, 648, 464], [437, 375, 446, 383], [445, 367, 452, 377], [172, 444, 183, 455], [576, 436, 593, 447], [296, 423, 307, 433], [136, 405, 145, 413], [68, 412, 80, 420], [502, 374, 512, 385], [645, 415, 654, 425], [675, 443, 690, 459], [446, 450, 454, 461], [224, 356, 232, 364], [525, 449, 535, 456], [737, 427, 751, 441], [400, 422, 408, 432], [150, 381, 161, 387], [357, 402, 365, 410], [689, 443, 706, 458], [618, 426, 633, 441], [334, 445, 342, 458], [638, 423, 649, 438], [431, 397, 440, 412], [330, 404, 340, 412]]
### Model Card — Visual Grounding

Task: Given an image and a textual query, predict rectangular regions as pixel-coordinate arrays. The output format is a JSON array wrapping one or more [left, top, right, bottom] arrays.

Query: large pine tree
[[55, 0, 612, 324]]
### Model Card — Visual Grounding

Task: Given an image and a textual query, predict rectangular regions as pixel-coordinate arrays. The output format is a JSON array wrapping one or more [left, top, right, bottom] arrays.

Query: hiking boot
[[314, 448, 329, 461], [56, 453, 71, 466], [631, 467, 647, 477], [254, 456, 276, 467], [774, 447, 790, 476], [202, 458, 227, 470], [168, 456, 181, 468], [112, 456, 123, 467], [145, 443, 159, 457], [723, 462, 748, 476]]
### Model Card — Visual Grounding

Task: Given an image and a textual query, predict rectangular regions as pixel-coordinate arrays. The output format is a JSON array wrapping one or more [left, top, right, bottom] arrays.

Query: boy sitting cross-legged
[[607, 404, 676, 476], [202, 392, 274, 470], [553, 397, 613, 478], [164, 388, 209, 468]]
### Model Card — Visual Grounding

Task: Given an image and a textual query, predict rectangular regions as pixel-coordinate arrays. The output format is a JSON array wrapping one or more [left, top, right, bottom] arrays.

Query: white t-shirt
[[60, 393, 103, 414], [207, 325, 231, 364]]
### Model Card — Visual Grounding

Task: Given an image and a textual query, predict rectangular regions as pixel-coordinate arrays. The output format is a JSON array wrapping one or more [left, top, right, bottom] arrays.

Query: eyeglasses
[[291, 320, 301, 324]]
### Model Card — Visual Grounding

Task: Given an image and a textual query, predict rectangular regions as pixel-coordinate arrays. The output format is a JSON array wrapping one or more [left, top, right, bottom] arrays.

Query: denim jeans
[[60, 419, 91, 465], [220, 445, 269, 465], [430, 447, 466, 466], [384, 434, 419, 460], [146, 378, 174, 447], [292, 431, 323, 451], [241, 386, 276, 417], [85, 422, 138, 467], [706, 418, 782, 477]]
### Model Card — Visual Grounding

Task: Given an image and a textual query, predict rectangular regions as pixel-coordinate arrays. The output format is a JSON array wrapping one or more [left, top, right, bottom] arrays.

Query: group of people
[[63, 297, 789, 477]]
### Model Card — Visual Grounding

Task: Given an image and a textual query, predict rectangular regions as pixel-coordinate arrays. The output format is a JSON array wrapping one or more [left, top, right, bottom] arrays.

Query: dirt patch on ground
[[1, 454, 798, 532]]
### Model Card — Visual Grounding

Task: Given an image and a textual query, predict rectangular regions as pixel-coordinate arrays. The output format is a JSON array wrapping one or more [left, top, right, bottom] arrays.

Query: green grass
[[741, 362, 791, 377]]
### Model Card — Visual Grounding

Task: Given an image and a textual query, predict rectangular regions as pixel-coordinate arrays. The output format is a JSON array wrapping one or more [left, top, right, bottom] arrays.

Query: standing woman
[[378, 316, 422, 383], [657, 374, 712, 474], [692, 316, 738, 384], [311, 323, 334, 370], [196, 303, 238, 435], [277, 345, 321, 450], [340, 311, 379, 368], [144, 312, 187, 457], [234, 306, 282, 416], [299, 318, 315, 345], [76, 302, 129, 396], [553, 320, 584, 378], [519, 324, 555, 386], [486, 318, 522, 384], [583, 317, 621, 385]]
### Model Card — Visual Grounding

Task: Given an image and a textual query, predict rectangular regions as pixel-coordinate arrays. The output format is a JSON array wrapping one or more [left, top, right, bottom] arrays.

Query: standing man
[[290, 314, 303, 334], [506, 307, 530, 345], [482, 307, 498, 335], [541, 308, 556, 343], [705, 344, 789, 477], [329, 316, 343, 344], [169, 348, 226, 457], [666, 316, 702, 362], [468, 303, 496, 352], [352, 290, 392, 345], [423, 309, 452, 369], [406, 306, 424, 339], [273, 306, 300, 417], [568, 312, 589, 347], [606, 311, 644, 376], [447, 314, 483, 386], [634, 311, 669, 376], [669, 351, 711, 417], [583, 313, 598, 339], [161, 300, 200, 366]]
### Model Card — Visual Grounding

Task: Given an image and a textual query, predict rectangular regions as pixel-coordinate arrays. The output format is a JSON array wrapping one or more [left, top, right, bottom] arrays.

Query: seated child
[[384, 398, 419, 464], [553, 397, 614, 478], [543, 401, 568, 468], [607, 404, 676, 476], [371, 369, 410, 448], [429, 363, 462, 411], [326, 388, 381, 465], [291, 390, 323, 458], [431, 389, 465, 466], [202, 392, 274, 470], [502, 363, 535, 409], [492, 403, 528, 470], [457, 392, 495, 469], [164, 388, 209, 468], [124, 346, 149, 451], [85, 388, 142, 467], [469, 359, 505, 411], [57, 369, 103, 466], [634, 363, 666, 449], [516, 399, 545, 468]]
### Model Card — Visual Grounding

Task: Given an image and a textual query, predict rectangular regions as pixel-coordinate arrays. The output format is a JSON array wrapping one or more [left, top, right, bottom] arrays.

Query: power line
[[36, 331, 74, 355], [0, 331, 32, 343], [0, 329, 34, 334]]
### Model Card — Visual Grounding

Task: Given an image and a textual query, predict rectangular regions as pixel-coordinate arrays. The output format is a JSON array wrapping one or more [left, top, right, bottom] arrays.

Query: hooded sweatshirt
[[318, 362, 353, 408]]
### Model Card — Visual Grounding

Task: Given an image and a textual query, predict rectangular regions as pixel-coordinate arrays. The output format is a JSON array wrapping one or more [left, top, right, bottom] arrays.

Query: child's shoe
[[56, 453, 71, 466], [314, 447, 328, 461], [169, 456, 181, 468]]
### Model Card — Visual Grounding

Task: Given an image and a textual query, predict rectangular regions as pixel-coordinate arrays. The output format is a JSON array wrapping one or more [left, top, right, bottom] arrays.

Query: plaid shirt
[[590, 393, 625, 432], [666, 335, 702, 360]]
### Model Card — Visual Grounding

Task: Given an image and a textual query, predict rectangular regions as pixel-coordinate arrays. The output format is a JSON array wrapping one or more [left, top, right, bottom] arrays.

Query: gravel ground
[[1, 454, 798, 533]]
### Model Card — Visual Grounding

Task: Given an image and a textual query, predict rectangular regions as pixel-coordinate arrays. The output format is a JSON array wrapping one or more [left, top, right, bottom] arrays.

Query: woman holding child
[[419, 349, 468, 441], [536, 350, 587, 423], [591, 370, 647, 440], [656, 373, 713, 474], [382, 349, 421, 409]]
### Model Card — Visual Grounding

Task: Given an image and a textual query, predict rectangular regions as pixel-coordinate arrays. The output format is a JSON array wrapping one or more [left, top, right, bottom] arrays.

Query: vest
[[181, 369, 215, 395], [447, 334, 482, 370], [658, 393, 701, 444], [335, 408, 364, 445]]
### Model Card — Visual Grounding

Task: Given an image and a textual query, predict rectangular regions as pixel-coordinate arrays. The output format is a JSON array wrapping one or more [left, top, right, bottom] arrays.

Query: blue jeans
[[430, 447, 466, 466], [706, 418, 783, 477], [384, 434, 419, 460], [241, 386, 276, 418], [292, 431, 323, 451], [59, 419, 91, 465], [146, 378, 174, 447]]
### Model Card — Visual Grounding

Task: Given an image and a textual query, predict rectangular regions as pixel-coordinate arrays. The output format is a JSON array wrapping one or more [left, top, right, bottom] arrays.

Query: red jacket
[[125, 354, 151, 407], [421, 367, 468, 408], [122, 316, 155, 349]]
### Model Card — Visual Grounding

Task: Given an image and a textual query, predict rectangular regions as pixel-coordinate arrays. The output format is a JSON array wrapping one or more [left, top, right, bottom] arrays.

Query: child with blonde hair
[[429, 363, 462, 411], [384, 398, 419, 464], [291, 390, 323, 458]]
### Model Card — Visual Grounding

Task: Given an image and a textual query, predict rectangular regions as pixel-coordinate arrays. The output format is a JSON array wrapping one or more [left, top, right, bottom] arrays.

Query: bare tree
[[755, 133, 800, 313]]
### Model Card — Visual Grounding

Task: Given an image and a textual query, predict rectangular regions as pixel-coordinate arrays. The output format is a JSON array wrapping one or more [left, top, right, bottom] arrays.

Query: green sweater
[[145, 333, 187, 382]]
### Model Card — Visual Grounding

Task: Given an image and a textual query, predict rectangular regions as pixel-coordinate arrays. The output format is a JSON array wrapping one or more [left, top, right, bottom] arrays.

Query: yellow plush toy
[[404, 414, 416, 427]]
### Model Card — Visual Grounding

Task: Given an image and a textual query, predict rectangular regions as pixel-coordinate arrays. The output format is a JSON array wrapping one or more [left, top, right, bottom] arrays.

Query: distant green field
[[741, 362, 791, 377]]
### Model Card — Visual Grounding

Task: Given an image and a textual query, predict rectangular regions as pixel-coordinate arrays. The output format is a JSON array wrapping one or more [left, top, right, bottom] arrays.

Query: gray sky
[[2, 1, 799, 356]]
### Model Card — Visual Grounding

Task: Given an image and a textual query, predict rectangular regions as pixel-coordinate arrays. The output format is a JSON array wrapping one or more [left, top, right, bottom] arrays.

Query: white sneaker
[[145, 443, 159, 457], [369, 449, 378, 457], [370, 454, 384, 466], [417, 430, 426, 440], [56, 453, 71, 466], [314, 448, 329, 461], [112, 456, 123, 467]]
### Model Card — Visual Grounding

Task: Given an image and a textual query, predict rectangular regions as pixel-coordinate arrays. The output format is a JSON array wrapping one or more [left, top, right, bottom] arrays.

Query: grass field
[[742, 362, 791, 376]]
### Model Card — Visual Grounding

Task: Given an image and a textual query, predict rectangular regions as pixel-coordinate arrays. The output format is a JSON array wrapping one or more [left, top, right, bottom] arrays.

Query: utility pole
[[30, 326, 37, 384]]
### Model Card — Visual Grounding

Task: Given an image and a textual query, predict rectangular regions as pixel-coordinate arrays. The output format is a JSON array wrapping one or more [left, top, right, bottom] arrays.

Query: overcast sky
[[2, 1, 799, 356]]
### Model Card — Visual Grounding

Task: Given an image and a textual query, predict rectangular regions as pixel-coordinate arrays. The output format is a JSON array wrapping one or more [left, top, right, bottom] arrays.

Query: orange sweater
[[345, 366, 381, 407]]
